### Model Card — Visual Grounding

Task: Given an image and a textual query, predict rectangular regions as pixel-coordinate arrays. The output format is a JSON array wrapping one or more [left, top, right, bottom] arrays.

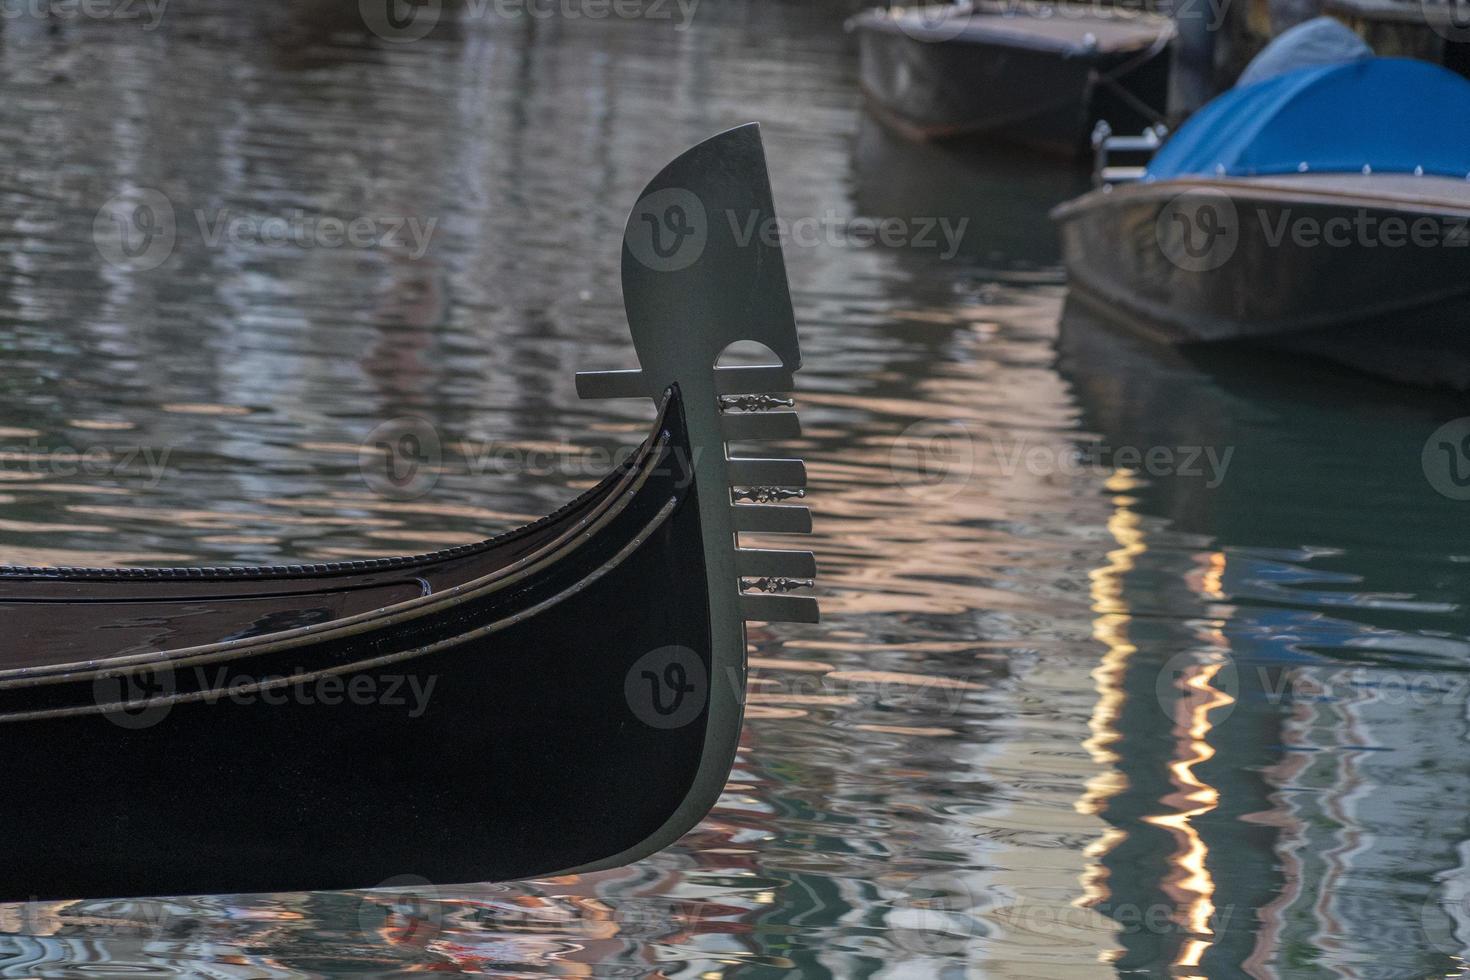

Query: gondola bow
[[0, 124, 815, 901]]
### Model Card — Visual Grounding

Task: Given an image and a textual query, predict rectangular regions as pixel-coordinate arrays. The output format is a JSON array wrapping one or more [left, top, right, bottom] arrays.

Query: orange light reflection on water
[[1080, 471, 1234, 973]]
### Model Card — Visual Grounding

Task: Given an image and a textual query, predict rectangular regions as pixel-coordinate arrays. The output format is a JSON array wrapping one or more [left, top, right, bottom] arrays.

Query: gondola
[[846, 1, 1174, 155], [1052, 27, 1470, 388], [0, 124, 818, 902]]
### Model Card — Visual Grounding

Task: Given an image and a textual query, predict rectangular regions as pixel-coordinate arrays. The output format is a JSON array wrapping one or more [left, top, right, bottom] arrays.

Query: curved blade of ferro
[[575, 123, 818, 871]]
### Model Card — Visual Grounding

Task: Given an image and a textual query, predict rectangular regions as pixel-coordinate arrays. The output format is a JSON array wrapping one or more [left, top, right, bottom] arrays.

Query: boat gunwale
[[0, 497, 681, 722], [1051, 172, 1470, 222], [0, 390, 683, 686], [858, 74, 1099, 148], [849, 2, 1174, 55], [1056, 177, 1470, 340]]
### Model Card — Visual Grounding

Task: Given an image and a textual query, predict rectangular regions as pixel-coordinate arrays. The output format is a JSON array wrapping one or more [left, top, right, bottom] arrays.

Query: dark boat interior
[[0, 405, 664, 671]]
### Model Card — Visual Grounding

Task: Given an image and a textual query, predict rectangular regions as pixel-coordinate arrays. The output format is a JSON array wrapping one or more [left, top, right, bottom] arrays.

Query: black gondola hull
[[0, 391, 722, 901], [0, 122, 818, 902]]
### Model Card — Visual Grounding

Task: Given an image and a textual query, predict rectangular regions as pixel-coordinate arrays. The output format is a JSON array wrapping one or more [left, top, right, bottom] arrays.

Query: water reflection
[[1059, 302, 1470, 977], [0, 1, 1469, 976], [851, 114, 1089, 275]]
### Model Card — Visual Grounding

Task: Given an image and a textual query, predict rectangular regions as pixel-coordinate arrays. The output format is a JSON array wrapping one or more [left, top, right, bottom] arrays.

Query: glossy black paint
[[0, 390, 715, 901]]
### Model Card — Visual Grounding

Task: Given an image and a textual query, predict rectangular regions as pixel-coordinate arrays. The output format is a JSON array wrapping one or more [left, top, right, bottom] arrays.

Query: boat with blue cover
[[1052, 24, 1470, 388]]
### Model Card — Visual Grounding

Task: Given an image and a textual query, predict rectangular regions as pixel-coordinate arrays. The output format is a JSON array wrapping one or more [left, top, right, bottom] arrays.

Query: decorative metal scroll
[[576, 123, 818, 631]]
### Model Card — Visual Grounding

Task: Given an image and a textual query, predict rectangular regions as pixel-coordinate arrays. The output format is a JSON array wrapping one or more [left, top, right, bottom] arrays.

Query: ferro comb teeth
[[731, 504, 813, 535], [740, 594, 820, 625], [726, 458, 806, 488], [580, 124, 817, 633], [735, 549, 817, 581], [720, 411, 802, 442]]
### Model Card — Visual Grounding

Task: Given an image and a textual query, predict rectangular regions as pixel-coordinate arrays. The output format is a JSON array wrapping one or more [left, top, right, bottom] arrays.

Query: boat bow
[[0, 124, 816, 901], [576, 122, 818, 873]]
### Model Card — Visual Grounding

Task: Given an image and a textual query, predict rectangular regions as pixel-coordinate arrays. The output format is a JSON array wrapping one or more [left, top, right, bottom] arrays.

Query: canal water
[[2, 2, 1469, 976]]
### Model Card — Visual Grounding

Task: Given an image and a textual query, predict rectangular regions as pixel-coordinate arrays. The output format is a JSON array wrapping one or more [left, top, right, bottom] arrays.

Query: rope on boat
[[1088, 27, 1175, 127]]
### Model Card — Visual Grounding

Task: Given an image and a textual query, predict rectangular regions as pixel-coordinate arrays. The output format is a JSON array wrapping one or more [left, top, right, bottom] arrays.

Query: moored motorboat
[[1053, 30, 1470, 388], [0, 124, 819, 901], [847, 1, 1174, 154]]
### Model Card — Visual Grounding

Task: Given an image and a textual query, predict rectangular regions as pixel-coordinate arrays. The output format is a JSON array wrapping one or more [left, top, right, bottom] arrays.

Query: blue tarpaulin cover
[[1145, 58, 1470, 181], [1235, 16, 1371, 89]]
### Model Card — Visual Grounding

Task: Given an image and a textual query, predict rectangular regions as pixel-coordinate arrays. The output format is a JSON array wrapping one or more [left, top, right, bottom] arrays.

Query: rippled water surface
[[4, 3, 1470, 976]]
